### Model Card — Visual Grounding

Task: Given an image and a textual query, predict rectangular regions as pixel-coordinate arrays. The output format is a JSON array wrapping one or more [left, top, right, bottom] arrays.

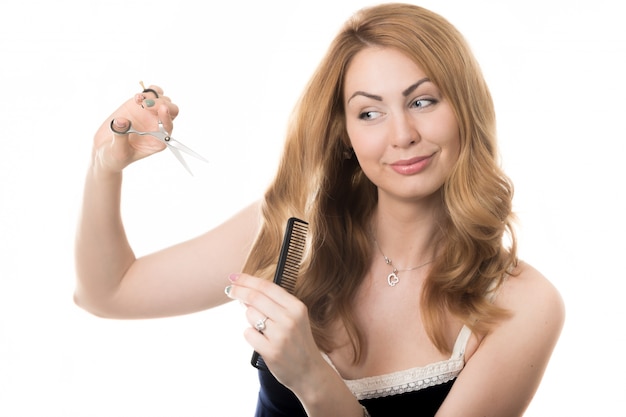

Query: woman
[[75, 3, 564, 416]]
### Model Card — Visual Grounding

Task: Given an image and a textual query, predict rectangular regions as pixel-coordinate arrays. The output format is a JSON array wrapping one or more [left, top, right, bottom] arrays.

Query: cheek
[[449, 132, 461, 159], [442, 135, 461, 173], [439, 114, 461, 155], [433, 114, 461, 170], [444, 135, 462, 180], [347, 126, 377, 159]]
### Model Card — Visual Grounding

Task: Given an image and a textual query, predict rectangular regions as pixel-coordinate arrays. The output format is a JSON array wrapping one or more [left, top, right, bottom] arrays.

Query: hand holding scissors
[[109, 119, 208, 175]]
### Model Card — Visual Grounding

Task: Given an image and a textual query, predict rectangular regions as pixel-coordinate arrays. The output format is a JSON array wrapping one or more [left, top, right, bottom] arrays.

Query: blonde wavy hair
[[243, 3, 517, 362]]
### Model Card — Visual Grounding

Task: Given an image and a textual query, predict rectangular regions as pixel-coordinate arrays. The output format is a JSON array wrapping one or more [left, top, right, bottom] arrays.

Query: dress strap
[[450, 325, 472, 359], [448, 277, 503, 361]]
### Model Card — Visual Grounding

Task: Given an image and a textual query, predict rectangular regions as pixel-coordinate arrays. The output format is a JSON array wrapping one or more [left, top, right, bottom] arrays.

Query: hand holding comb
[[251, 217, 309, 371]]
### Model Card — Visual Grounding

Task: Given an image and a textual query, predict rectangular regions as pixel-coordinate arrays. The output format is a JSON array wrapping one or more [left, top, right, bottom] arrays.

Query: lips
[[389, 153, 435, 175]]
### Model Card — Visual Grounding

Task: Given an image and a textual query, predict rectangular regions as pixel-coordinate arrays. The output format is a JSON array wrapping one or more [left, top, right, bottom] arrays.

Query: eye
[[411, 98, 437, 109], [358, 110, 383, 120]]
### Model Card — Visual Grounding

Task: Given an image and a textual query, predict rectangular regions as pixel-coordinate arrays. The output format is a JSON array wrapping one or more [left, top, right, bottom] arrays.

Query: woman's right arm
[[74, 85, 262, 319]]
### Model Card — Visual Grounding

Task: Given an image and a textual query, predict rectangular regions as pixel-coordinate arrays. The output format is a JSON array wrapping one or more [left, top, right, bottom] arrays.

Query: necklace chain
[[373, 236, 434, 287]]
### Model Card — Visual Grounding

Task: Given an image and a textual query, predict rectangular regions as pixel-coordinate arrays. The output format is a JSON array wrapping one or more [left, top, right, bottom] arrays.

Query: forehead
[[343, 47, 428, 96]]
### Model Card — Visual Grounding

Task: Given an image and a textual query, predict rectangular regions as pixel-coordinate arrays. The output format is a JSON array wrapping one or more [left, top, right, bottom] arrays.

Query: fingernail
[[113, 118, 128, 130], [144, 99, 155, 108], [229, 273, 239, 282], [224, 285, 232, 297]]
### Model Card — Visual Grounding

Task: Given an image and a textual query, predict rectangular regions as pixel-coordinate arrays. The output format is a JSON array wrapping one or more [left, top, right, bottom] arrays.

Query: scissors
[[109, 119, 208, 175]]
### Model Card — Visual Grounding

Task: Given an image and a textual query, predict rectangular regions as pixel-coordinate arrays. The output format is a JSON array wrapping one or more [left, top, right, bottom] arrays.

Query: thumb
[[107, 117, 136, 168], [110, 117, 131, 134], [111, 116, 167, 159]]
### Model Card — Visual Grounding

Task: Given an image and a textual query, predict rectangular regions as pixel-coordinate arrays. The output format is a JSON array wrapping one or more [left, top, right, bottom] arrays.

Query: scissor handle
[[110, 119, 171, 140], [109, 119, 134, 135], [108, 118, 206, 174]]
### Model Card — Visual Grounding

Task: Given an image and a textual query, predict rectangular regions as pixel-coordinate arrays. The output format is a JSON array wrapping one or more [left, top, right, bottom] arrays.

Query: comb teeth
[[251, 217, 309, 371], [274, 219, 308, 294]]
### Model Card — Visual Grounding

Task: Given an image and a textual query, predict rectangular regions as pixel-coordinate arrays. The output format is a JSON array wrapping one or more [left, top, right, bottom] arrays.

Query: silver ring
[[254, 316, 269, 333]]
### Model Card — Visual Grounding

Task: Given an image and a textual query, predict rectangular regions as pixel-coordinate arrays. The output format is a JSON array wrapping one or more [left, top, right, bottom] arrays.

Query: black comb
[[251, 217, 309, 371]]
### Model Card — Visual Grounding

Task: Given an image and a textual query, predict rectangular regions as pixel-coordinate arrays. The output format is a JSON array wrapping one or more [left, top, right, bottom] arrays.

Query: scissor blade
[[169, 147, 195, 175], [167, 140, 209, 163]]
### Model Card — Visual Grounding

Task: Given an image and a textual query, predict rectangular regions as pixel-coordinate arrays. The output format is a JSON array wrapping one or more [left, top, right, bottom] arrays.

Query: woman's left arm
[[436, 262, 565, 417]]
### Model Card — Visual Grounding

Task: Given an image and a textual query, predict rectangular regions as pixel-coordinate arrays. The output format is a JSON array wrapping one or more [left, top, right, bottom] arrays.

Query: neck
[[372, 196, 441, 269]]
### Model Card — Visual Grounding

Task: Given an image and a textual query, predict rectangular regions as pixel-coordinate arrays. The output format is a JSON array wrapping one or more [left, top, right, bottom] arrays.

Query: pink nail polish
[[228, 273, 239, 282]]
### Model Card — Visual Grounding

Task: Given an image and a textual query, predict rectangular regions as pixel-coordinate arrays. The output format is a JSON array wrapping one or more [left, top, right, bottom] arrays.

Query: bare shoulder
[[496, 261, 565, 331], [438, 262, 565, 415]]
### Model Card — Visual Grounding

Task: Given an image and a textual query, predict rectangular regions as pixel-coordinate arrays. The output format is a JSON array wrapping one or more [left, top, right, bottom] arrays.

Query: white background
[[1, 0, 624, 415]]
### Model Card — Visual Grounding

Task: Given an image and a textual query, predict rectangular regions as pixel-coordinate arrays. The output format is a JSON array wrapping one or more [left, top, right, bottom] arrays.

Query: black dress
[[254, 325, 472, 417]]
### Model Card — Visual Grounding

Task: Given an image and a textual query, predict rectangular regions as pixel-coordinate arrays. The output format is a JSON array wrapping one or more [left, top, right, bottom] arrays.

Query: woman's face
[[343, 47, 460, 203]]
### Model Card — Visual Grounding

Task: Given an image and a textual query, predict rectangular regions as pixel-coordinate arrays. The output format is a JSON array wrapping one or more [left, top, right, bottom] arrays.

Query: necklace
[[372, 237, 434, 287]]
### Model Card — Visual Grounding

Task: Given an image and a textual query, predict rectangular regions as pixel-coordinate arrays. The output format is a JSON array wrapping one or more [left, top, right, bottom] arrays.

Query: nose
[[390, 111, 419, 148]]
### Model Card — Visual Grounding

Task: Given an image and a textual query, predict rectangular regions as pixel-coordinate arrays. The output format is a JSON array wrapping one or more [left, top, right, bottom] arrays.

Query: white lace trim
[[344, 356, 464, 400], [323, 325, 472, 400]]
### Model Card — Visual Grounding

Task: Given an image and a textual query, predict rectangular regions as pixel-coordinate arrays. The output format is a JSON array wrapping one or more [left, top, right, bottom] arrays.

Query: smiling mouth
[[391, 153, 435, 166], [389, 153, 436, 174]]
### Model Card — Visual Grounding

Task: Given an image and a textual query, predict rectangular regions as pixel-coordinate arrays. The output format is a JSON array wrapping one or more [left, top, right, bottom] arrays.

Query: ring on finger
[[142, 88, 159, 99], [254, 316, 269, 334]]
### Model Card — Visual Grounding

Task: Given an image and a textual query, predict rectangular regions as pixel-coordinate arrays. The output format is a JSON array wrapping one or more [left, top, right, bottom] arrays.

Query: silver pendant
[[387, 272, 399, 287]]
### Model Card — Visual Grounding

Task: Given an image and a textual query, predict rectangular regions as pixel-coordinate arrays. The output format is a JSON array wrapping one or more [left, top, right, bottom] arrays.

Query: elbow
[[73, 288, 119, 319], [73, 291, 94, 315]]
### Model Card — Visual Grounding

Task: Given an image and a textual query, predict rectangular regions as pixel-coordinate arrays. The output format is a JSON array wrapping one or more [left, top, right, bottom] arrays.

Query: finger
[[156, 103, 178, 134], [231, 273, 294, 306], [133, 94, 164, 111], [130, 95, 179, 131], [110, 115, 167, 158], [243, 326, 272, 357], [134, 85, 172, 108], [142, 85, 176, 111], [145, 84, 164, 97], [107, 118, 133, 166], [136, 83, 163, 100], [145, 85, 177, 115], [245, 306, 271, 334], [226, 274, 295, 316], [110, 117, 130, 134], [227, 283, 285, 328], [227, 281, 309, 352]]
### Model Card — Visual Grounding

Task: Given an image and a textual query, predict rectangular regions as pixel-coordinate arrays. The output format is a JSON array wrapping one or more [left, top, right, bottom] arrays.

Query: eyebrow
[[347, 77, 431, 103], [402, 78, 431, 97]]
